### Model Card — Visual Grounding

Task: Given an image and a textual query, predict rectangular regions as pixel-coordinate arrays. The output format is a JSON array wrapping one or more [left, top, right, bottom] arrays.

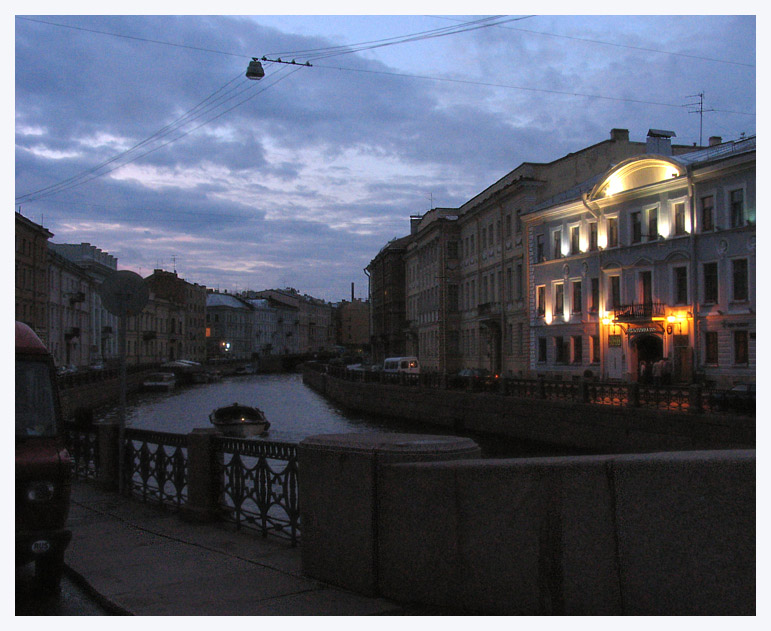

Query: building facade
[[366, 235, 411, 365], [50, 242, 119, 362], [47, 249, 93, 368], [404, 209, 461, 372], [205, 292, 255, 360], [16, 212, 53, 343], [524, 134, 755, 387], [145, 269, 208, 363], [335, 298, 370, 350]]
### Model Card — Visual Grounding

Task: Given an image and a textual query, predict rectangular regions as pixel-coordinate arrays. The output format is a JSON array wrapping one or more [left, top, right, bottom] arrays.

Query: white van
[[383, 357, 420, 374]]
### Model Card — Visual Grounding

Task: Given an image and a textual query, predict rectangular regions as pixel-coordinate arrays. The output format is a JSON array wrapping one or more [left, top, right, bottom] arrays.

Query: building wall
[[524, 138, 755, 387], [48, 250, 93, 368], [16, 213, 53, 342]]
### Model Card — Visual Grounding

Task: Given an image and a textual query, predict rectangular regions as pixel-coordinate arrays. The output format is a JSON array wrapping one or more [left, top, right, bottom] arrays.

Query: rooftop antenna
[[171, 254, 178, 273], [685, 92, 714, 147], [428, 193, 434, 210]]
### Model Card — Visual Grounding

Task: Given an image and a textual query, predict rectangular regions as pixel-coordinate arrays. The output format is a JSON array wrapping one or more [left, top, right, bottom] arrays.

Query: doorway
[[633, 334, 663, 383]]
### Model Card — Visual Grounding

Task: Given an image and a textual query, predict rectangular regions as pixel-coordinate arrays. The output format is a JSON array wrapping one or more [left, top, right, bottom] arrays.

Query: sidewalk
[[66, 481, 425, 616]]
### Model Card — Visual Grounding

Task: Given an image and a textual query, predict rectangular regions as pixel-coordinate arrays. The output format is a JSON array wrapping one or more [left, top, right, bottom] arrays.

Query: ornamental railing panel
[[586, 382, 629, 407], [214, 437, 300, 547], [66, 427, 99, 480], [639, 385, 691, 412], [123, 429, 188, 508]]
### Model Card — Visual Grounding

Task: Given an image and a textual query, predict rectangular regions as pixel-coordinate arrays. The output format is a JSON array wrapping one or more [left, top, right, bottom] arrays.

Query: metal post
[[118, 315, 127, 495]]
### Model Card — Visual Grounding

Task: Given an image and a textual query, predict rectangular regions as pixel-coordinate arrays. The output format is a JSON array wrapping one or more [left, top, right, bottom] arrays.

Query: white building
[[523, 132, 755, 387], [49, 242, 119, 363]]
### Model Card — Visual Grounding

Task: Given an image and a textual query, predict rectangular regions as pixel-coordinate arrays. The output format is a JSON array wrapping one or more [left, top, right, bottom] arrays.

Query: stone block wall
[[375, 450, 755, 615], [302, 367, 754, 453]]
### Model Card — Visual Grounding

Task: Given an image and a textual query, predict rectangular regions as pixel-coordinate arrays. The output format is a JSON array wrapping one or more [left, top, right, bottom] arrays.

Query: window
[[591, 335, 600, 363], [570, 226, 580, 254], [447, 240, 459, 258], [506, 214, 512, 237], [734, 330, 749, 365], [536, 234, 545, 262], [537, 285, 546, 316], [701, 195, 714, 231], [705, 331, 718, 365], [447, 284, 459, 313], [730, 189, 745, 227], [647, 208, 659, 240], [590, 278, 599, 312], [515, 210, 522, 234], [572, 336, 583, 364], [674, 267, 688, 305], [538, 337, 547, 363], [607, 217, 618, 247], [703, 262, 718, 304], [516, 263, 523, 299], [555, 336, 568, 364], [572, 281, 582, 314], [631, 212, 642, 243], [609, 276, 621, 309], [732, 259, 748, 301], [674, 202, 686, 235], [589, 222, 598, 251], [553, 230, 562, 259], [639, 271, 652, 305], [554, 283, 564, 316]]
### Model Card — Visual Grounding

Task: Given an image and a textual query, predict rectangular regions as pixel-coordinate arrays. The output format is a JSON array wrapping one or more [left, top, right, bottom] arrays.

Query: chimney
[[410, 215, 422, 235], [610, 128, 629, 143], [709, 136, 723, 147], [646, 129, 676, 156], [351, 282, 355, 302]]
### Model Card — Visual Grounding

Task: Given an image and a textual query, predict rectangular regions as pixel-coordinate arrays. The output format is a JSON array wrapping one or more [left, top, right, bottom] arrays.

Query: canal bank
[[301, 364, 755, 454]]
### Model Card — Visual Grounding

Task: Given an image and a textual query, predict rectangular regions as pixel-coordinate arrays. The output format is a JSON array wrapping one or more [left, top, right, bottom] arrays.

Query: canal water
[[96, 373, 582, 458]]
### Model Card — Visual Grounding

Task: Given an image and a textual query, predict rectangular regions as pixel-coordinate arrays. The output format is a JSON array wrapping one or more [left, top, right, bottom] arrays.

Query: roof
[[206, 293, 251, 310], [529, 135, 756, 214]]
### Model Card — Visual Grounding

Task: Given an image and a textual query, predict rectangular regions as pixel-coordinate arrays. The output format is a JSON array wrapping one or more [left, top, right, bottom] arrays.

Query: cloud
[[15, 15, 756, 301]]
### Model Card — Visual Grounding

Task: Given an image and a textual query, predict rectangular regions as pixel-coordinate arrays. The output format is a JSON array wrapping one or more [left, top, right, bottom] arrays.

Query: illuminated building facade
[[524, 133, 755, 386]]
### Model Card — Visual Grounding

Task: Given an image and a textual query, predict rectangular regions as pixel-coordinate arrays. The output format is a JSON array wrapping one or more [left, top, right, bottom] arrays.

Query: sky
[[13, 7, 757, 303]]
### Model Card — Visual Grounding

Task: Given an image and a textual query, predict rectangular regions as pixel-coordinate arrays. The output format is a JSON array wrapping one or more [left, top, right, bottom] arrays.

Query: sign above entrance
[[627, 325, 663, 337]]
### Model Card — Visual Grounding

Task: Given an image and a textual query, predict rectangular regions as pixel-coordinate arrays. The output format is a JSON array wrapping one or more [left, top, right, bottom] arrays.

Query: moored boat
[[209, 402, 270, 437], [142, 372, 176, 391]]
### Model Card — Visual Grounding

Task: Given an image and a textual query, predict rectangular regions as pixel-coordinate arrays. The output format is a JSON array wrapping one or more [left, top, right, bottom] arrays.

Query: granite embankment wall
[[375, 450, 755, 614], [301, 367, 754, 453], [59, 370, 153, 420]]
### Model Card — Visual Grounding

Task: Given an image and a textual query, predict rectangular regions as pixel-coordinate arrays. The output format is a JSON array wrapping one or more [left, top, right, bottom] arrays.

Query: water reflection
[[97, 373, 581, 458]]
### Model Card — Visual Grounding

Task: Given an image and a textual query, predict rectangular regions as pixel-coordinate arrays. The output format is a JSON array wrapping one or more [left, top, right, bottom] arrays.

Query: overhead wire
[[17, 64, 300, 203], [16, 14, 755, 205]]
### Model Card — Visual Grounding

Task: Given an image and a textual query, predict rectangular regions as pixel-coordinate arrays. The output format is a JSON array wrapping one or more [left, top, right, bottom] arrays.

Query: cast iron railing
[[66, 427, 99, 480], [320, 363, 754, 416], [215, 436, 300, 546], [123, 429, 189, 508]]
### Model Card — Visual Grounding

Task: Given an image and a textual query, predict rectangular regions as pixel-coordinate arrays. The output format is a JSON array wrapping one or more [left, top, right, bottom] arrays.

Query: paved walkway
[[66, 481, 429, 615]]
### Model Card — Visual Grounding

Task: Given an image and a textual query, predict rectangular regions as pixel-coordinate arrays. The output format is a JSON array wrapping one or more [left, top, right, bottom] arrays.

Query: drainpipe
[[686, 164, 701, 379], [583, 193, 605, 379]]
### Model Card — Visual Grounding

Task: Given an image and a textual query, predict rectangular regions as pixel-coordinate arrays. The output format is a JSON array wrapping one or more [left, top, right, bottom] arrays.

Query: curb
[[63, 564, 132, 616]]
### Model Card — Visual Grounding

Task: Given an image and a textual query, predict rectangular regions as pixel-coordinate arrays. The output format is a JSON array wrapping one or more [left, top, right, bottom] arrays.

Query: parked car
[[16, 322, 72, 593], [709, 383, 755, 414]]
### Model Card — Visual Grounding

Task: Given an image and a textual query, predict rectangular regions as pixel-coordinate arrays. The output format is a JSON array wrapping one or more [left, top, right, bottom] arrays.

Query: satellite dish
[[99, 270, 149, 317]]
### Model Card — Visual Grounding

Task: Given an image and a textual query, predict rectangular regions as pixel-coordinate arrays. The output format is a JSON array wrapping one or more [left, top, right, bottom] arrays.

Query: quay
[[62, 420, 755, 615], [66, 479, 442, 615]]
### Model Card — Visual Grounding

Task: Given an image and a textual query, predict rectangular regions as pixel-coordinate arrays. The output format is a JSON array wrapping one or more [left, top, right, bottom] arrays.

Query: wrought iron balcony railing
[[613, 302, 666, 322]]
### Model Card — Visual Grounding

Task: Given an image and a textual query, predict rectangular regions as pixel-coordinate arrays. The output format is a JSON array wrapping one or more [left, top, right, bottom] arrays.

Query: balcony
[[613, 302, 666, 322]]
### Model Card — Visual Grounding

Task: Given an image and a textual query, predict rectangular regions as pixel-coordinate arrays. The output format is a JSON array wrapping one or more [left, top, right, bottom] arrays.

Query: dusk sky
[[14, 9, 756, 302]]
